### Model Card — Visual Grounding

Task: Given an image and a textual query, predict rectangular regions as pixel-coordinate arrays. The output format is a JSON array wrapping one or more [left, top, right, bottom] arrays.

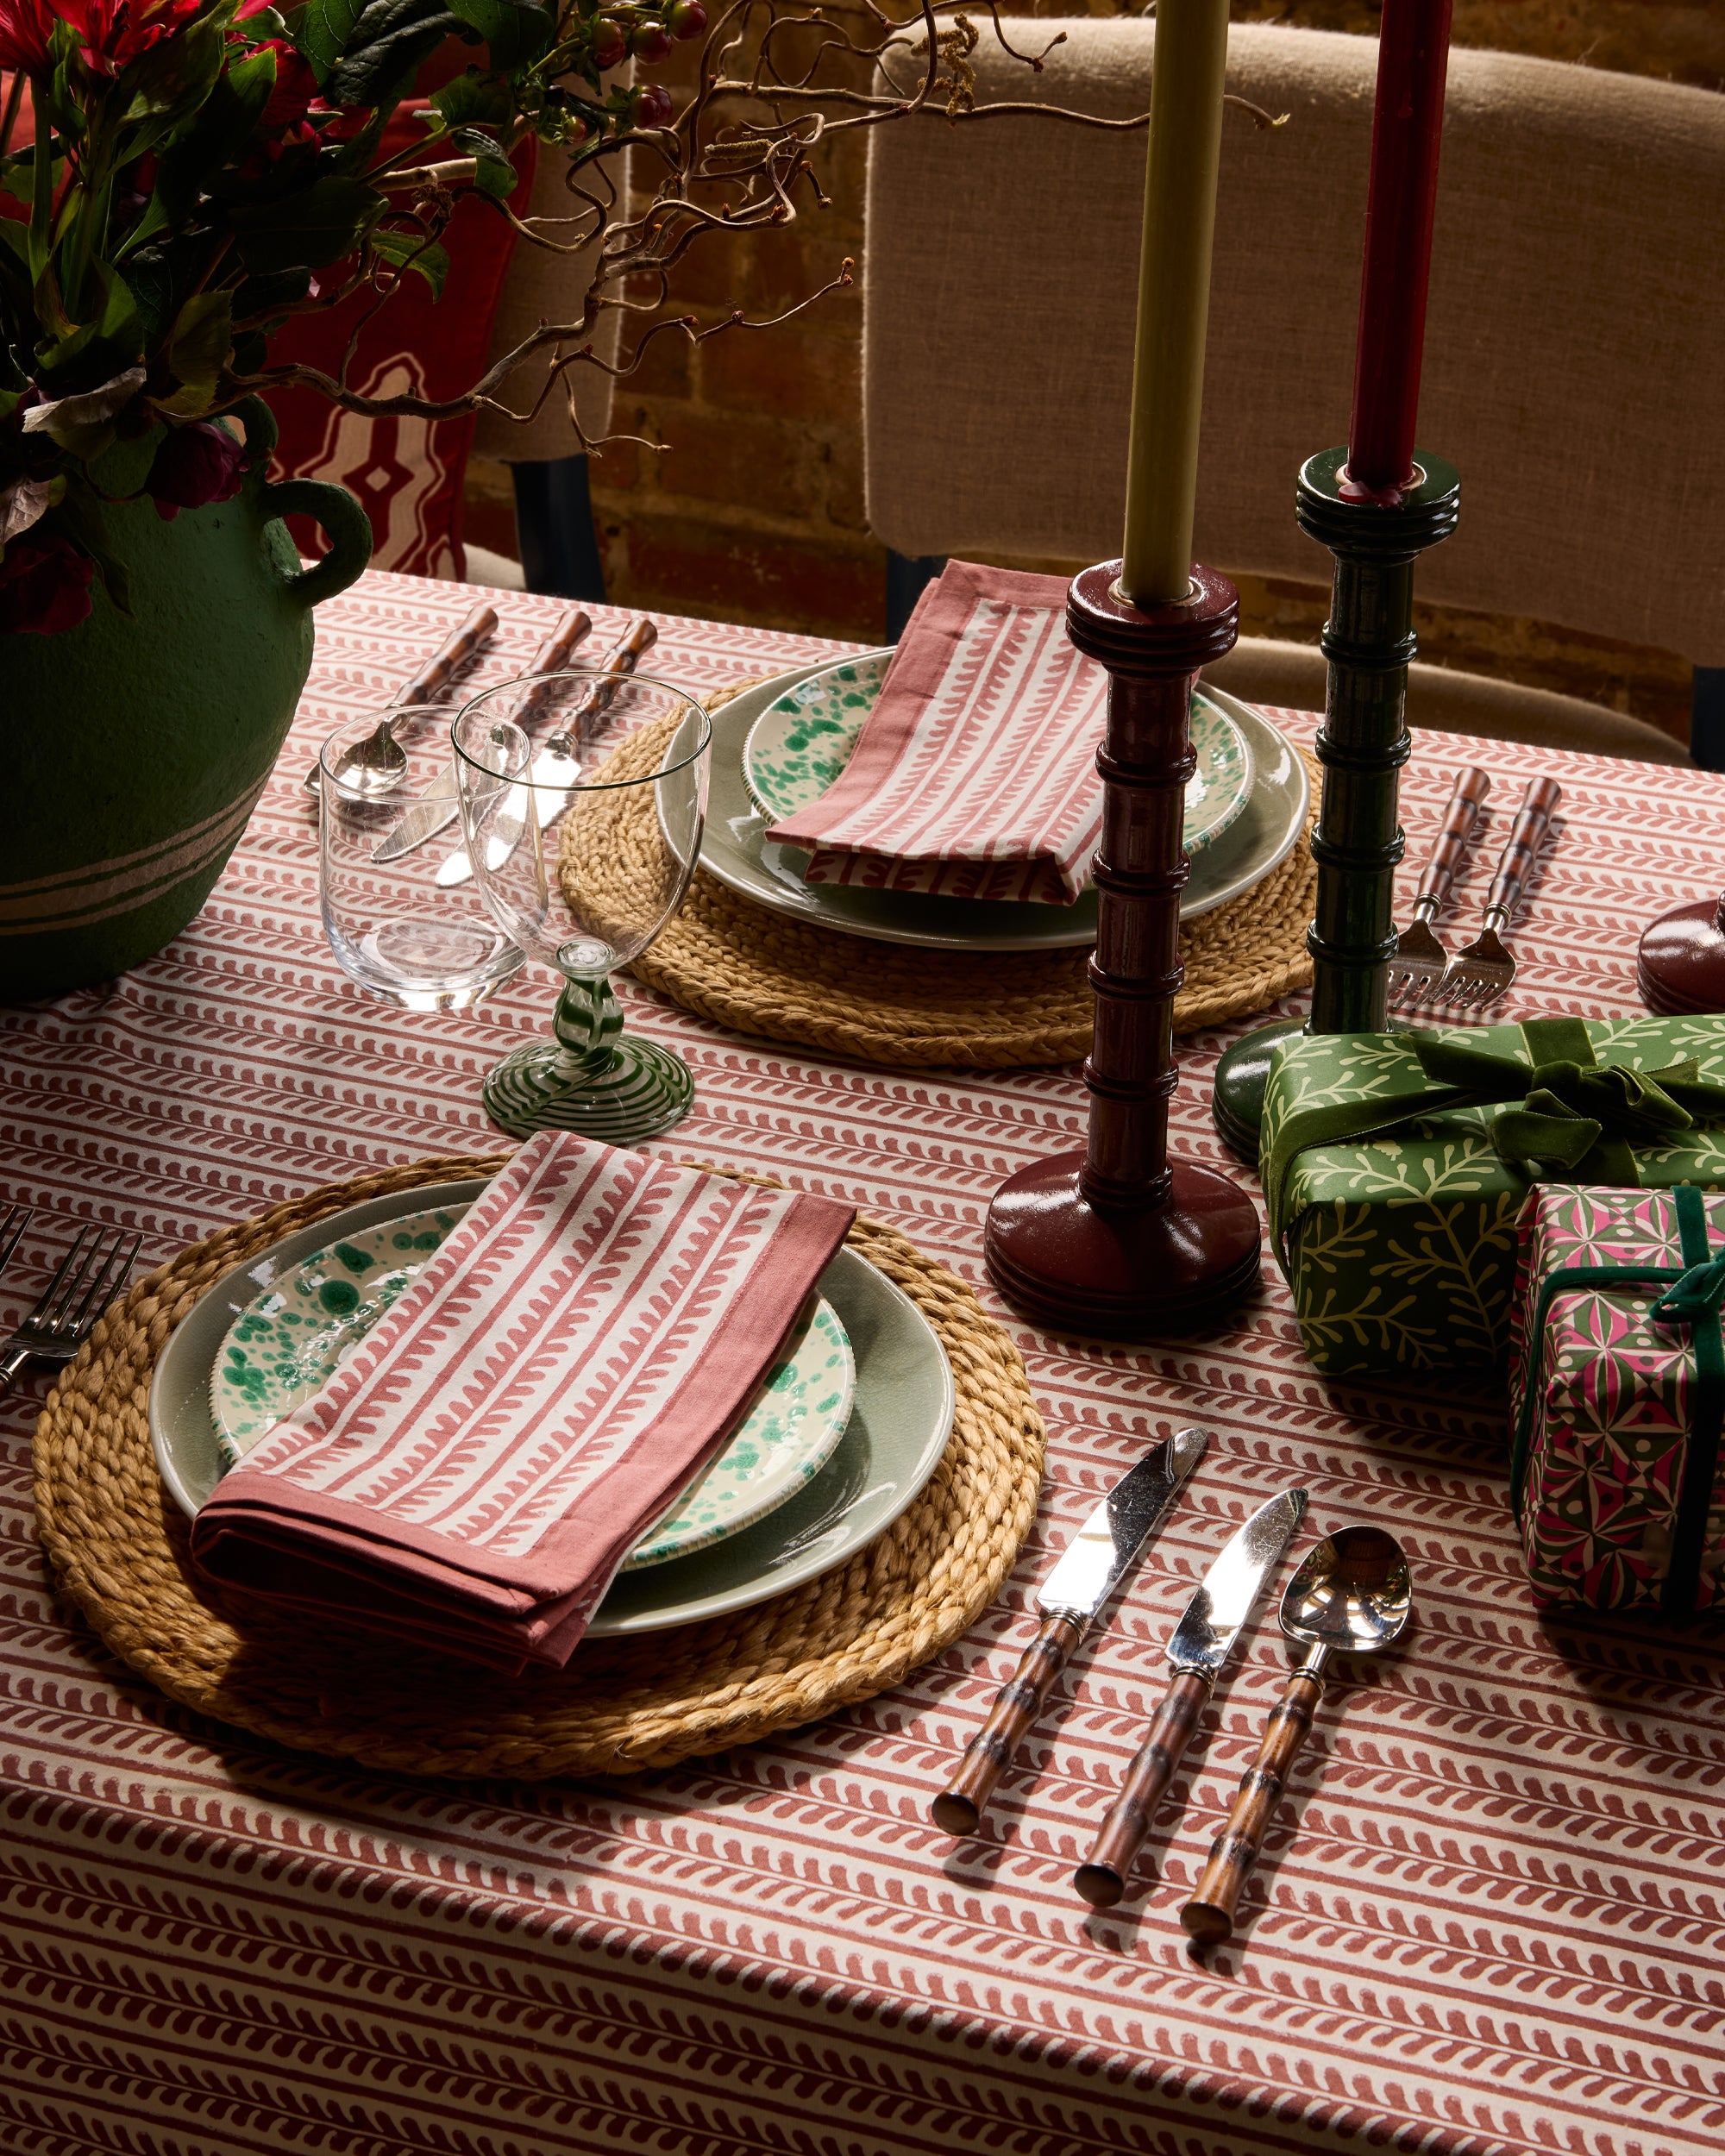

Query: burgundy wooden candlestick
[[983, 563, 1262, 1338], [1638, 897, 1725, 1016]]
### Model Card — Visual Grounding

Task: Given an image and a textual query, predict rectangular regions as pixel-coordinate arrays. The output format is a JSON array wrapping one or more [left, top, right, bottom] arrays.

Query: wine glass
[[451, 669, 712, 1141]]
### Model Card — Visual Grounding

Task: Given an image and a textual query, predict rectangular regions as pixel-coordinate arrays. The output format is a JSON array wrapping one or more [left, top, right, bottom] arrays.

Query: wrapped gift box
[[1509, 1181, 1725, 1617], [1260, 1013, 1725, 1376]]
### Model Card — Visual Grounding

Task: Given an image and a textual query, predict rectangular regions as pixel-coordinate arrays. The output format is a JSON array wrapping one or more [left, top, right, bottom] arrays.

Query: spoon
[[303, 601, 499, 795], [1180, 1526, 1412, 1950]]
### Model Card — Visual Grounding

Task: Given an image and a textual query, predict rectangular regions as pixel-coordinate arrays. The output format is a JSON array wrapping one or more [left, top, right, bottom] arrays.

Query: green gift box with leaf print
[[1260, 1013, 1725, 1376]]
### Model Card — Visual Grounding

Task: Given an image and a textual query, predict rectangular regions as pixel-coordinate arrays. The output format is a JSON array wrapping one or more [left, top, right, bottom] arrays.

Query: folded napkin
[[765, 559, 1107, 906], [190, 1134, 856, 1673]]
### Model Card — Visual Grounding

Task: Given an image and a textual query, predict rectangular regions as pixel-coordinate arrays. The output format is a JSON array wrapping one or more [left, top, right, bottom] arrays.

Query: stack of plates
[[700, 649, 1310, 954], [149, 1180, 956, 1639]]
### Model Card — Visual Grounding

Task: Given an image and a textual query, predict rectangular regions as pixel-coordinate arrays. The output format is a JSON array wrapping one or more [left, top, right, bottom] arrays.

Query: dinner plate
[[208, 1203, 857, 1573], [702, 655, 1308, 951], [742, 650, 1253, 860], [150, 1177, 956, 1637]]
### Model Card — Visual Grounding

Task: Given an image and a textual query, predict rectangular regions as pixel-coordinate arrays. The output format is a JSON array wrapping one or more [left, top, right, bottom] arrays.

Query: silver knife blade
[[372, 762, 460, 862], [1165, 1487, 1308, 1677], [1036, 1426, 1208, 1623]]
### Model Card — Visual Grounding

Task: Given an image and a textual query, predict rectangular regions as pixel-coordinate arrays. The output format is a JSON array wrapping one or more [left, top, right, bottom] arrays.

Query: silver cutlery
[[436, 616, 659, 889], [0, 1224, 144, 1396], [373, 607, 594, 862], [1387, 766, 1490, 1012], [304, 601, 499, 796], [1181, 1525, 1412, 1949], [1437, 775, 1562, 1012], [1073, 1486, 1308, 1908], [931, 1426, 1208, 1837], [0, 1204, 32, 1282]]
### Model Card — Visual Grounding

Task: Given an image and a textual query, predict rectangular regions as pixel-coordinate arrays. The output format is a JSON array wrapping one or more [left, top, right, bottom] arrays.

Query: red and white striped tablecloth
[[3, 571, 1722, 2156]]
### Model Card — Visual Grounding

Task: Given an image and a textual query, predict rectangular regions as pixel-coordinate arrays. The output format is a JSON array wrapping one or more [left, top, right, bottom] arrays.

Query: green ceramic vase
[[0, 398, 372, 1001]]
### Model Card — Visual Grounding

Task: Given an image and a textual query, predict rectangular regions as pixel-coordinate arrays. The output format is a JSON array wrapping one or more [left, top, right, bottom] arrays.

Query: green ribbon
[[1509, 1181, 1722, 1621], [1263, 1015, 1725, 1262]]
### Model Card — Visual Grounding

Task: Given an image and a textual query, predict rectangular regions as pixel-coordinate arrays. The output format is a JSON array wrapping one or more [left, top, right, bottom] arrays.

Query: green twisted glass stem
[[482, 975, 694, 1143]]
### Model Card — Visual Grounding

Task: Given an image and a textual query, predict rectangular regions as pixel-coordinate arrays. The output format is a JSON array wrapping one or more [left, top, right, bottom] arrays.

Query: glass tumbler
[[452, 669, 712, 1140], [319, 706, 526, 1012]]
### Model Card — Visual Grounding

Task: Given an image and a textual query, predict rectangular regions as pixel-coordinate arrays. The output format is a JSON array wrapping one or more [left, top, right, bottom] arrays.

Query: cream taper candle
[[1119, 0, 1231, 608]]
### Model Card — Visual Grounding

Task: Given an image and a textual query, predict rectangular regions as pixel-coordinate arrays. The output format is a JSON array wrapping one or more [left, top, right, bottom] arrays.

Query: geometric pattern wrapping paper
[[8, 570, 1725, 2156], [1263, 1013, 1725, 1377], [1509, 1181, 1725, 1615]]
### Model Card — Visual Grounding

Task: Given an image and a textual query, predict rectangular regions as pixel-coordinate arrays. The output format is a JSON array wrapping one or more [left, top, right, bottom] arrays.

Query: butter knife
[[373, 607, 594, 862], [1073, 1485, 1308, 1908], [930, 1426, 1208, 1837], [436, 616, 658, 888]]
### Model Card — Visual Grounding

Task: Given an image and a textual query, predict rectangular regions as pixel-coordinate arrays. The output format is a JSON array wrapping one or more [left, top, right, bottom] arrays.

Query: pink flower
[[0, 0, 58, 76], [49, 0, 208, 78], [0, 531, 95, 636], [147, 420, 248, 519], [258, 39, 317, 131]]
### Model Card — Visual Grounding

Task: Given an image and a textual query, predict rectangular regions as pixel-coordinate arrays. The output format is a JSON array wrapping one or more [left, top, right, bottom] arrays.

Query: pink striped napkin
[[766, 560, 1107, 906], [190, 1134, 856, 1673]]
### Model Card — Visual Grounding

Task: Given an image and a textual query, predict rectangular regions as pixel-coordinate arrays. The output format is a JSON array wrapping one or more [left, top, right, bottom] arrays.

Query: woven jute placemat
[[32, 1154, 1044, 1778], [569, 691, 1318, 1070]]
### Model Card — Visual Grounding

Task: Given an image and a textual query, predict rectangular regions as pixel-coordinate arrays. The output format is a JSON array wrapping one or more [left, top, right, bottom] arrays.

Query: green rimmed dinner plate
[[150, 1178, 954, 1637], [742, 650, 1253, 859], [208, 1204, 858, 1574], [701, 655, 1308, 952]]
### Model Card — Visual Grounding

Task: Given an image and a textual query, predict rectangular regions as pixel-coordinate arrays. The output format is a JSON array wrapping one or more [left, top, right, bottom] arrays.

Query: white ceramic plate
[[150, 1178, 956, 1637], [701, 655, 1308, 951], [742, 650, 1253, 859], [209, 1204, 857, 1574]]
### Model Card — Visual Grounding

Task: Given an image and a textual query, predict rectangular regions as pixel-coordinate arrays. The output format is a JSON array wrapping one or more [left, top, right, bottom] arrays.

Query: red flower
[[48, 0, 208, 78], [147, 420, 248, 519], [0, 531, 95, 636], [258, 39, 317, 131], [0, 0, 58, 76]]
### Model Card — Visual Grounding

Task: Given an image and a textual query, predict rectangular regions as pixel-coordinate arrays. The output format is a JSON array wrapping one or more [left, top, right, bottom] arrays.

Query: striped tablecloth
[[3, 571, 1722, 2156]]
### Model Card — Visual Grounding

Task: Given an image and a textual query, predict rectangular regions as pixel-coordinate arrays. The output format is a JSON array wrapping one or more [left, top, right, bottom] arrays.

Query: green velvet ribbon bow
[[1509, 1181, 1724, 1621], [1263, 1014, 1725, 1261]]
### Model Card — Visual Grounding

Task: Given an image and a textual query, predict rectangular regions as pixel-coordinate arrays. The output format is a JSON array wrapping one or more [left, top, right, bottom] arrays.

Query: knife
[[303, 600, 499, 794], [372, 608, 593, 862], [435, 616, 658, 888], [1072, 1485, 1308, 1908], [930, 1426, 1208, 1837]]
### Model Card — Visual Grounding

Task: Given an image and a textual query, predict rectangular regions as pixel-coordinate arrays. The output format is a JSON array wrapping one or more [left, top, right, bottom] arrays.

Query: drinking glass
[[318, 705, 526, 1012], [452, 670, 712, 1140]]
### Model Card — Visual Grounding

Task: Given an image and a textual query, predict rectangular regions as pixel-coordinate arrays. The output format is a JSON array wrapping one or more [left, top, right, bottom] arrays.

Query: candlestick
[[984, 567, 1262, 1336], [1347, 0, 1455, 498], [1210, 0, 1458, 1163], [1120, 0, 1231, 605]]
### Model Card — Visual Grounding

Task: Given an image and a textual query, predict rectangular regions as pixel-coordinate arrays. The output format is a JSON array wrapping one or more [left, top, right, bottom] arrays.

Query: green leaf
[[21, 365, 147, 461], [115, 16, 227, 132], [372, 229, 449, 298], [449, 125, 516, 200], [152, 48, 279, 226], [443, 0, 552, 69], [430, 66, 512, 131], [326, 1, 462, 110], [155, 291, 234, 414], [228, 174, 384, 273], [299, 0, 366, 80]]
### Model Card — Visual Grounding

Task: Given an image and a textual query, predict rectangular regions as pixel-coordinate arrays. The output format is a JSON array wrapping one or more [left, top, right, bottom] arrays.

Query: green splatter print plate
[[742, 651, 1254, 861], [210, 1206, 857, 1573]]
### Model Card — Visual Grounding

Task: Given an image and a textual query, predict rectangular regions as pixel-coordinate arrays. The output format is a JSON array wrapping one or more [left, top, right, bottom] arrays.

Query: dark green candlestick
[[1211, 448, 1459, 1163]]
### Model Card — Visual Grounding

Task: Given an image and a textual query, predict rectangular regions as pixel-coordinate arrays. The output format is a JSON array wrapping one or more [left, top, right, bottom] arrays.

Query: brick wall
[[464, 2, 1723, 735]]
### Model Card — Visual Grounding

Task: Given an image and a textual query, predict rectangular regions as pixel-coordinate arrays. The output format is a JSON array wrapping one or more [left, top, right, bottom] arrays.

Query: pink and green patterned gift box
[[1509, 1182, 1725, 1618]]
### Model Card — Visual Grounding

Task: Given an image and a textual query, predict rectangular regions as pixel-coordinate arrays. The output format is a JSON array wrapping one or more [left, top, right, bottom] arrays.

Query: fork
[[1387, 765, 1490, 1011], [1437, 775, 1563, 1013], [0, 1204, 31, 1284], [0, 1224, 144, 1396]]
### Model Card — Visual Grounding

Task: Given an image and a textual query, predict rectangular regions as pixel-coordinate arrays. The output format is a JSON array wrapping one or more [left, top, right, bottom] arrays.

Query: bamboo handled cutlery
[[932, 1432, 1413, 1951]]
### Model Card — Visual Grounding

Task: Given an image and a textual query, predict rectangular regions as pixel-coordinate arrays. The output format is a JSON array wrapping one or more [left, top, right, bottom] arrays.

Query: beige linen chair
[[862, 22, 1725, 766]]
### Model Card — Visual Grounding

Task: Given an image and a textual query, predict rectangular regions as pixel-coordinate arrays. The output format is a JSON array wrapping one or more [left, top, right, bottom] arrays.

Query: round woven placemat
[[32, 1155, 1044, 1778], [572, 689, 1318, 1070]]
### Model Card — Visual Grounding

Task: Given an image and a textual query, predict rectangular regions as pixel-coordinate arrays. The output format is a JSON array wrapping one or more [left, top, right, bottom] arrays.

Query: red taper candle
[[1346, 0, 1456, 499]]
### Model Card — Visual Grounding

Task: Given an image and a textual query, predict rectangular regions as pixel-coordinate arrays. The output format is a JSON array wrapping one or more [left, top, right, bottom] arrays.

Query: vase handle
[[259, 478, 373, 611]]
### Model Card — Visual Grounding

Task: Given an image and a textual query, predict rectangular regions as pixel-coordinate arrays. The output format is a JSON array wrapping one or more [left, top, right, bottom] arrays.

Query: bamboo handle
[[516, 611, 594, 724], [1412, 766, 1490, 913], [1074, 1668, 1211, 1908], [1180, 1664, 1326, 1949], [399, 601, 499, 706], [932, 1613, 1084, 1835], [1484, 775, 1561, 922]]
